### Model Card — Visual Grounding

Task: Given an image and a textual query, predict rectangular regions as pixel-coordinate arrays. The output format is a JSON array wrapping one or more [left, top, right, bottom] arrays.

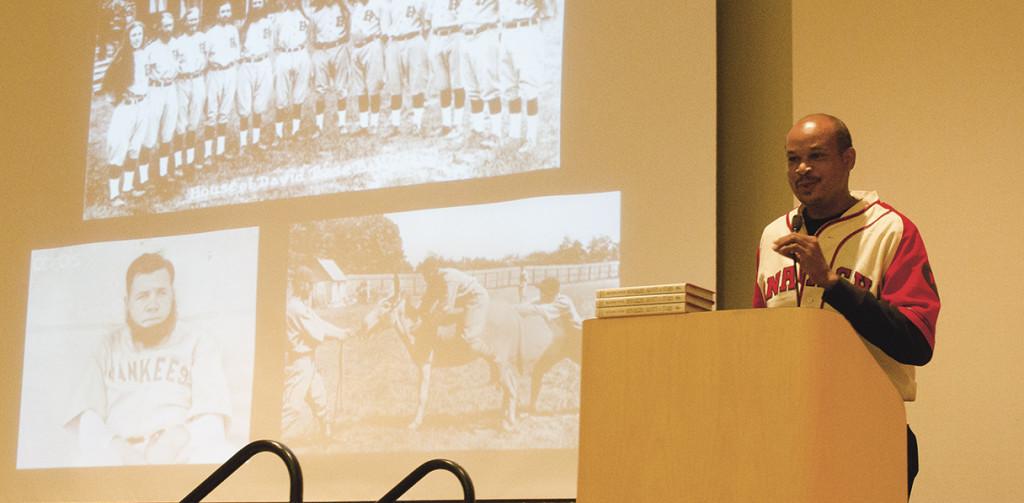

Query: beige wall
[[791, 1, 1024, 500]]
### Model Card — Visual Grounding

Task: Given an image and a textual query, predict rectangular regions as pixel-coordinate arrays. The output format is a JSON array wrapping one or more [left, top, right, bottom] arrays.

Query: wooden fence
[[312, 261, 619, 307]]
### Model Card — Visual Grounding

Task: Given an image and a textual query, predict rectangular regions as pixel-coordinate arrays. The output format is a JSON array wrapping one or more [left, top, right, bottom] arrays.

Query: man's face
[[785, 118, 854, 213], [128, 24, 144, 49], [160, 13, 174, 36], [253, 0, 265, 11], [218, 3, 232, 22], [126, 268, 174, 328], [186, 9, 200, 32]]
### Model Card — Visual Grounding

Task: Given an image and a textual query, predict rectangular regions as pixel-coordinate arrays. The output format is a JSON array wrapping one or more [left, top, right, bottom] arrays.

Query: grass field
[[286, 279, 608, 454]]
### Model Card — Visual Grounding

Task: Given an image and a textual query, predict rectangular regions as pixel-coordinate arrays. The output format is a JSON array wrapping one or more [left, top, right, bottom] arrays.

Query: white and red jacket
[[753, 191, 940, 401]]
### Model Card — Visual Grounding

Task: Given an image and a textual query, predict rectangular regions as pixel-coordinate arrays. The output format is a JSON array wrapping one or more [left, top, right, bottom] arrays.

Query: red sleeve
[[752, 247, 766, 308], [880, 212, 940, 349]]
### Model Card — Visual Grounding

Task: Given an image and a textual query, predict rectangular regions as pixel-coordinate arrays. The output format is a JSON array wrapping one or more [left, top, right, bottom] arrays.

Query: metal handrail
[[179, 439, 303, 503], [377, 459, 475, 503]]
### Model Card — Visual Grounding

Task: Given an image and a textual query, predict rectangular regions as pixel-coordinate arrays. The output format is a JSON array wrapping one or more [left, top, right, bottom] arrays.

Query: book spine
[[596, 293, 691, 308], [596, 302, 699, 318], [596, 284, 689, 298]]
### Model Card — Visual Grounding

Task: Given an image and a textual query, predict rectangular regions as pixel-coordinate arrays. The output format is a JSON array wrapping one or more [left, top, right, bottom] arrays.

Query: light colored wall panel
[[792, 2, 1024, 500]]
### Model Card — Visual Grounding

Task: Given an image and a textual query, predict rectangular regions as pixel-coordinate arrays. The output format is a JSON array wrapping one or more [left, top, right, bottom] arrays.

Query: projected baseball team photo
[[281, 192, 619, 453], [82, 0, 565, 220]]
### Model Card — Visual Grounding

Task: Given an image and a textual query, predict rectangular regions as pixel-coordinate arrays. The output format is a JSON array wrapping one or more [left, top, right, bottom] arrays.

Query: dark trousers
[[908, 424, 919, 498]]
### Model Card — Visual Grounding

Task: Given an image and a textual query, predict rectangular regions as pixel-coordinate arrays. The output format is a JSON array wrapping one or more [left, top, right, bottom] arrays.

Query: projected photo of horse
[[281, 192, 619, 452], [81, 0, 565, 220]]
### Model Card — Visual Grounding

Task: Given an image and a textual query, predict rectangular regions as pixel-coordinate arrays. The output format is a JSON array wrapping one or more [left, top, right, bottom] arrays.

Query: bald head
[[791, 114, 853, 153]]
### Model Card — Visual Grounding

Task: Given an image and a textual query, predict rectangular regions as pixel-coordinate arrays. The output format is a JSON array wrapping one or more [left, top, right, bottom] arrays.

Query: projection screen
[[0, 0, 716, 501]]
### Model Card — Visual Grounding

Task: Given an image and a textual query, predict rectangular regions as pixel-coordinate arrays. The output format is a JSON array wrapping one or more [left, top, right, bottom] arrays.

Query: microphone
[[789, 210, 804, 307], [791, 213, 803, 233], [789, 211, 804, 261]]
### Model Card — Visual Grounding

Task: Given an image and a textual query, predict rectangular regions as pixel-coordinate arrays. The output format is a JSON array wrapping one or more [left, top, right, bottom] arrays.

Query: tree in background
[[290, 216, 412, 274], [433, 235, 620, 270], [585, 235, 619, 262]]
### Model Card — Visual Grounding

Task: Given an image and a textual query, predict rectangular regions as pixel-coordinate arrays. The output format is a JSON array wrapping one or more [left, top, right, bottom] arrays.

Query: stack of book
[[595, 283, 715, 318]]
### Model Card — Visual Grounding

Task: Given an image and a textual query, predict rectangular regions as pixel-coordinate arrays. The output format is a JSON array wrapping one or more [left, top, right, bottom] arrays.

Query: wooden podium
[[577, 308, 907, 502]]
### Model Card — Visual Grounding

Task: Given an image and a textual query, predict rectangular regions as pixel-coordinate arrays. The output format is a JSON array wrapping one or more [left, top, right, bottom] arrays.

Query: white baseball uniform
[[311, 3, 351, 97], [204, 23, 241, 127], [349, 0, 386, 96], [238, 13, 275, 119], [384, 0, 428, 97], [274, 9, 313, 109], [427, 0, 462, 93], [458, 0, 499, 102], [173, 30, 208, 136], [65, 323, 232, 462], [498, 0, 542, 102], [754, 191, 941, 401], [143, 37, 179, 148]]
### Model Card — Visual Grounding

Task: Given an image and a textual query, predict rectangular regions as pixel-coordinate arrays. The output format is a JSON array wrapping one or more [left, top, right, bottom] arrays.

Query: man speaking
[[753, 114, 940, 496]]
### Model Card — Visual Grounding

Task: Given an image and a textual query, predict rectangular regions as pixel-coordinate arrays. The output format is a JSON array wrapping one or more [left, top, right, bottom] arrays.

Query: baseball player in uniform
[[517, 277, 582, 333], [754, 114, 940, 494], [426, 0, 465, 137], [273, 0, 313, 143], [498, 0, 548, 152], [171, 8, 208, 176], [383, 0, 429, 136], [348, 0, 386, 136], [516, 276, 582, 411], [305, 0, 352, 137], [64, 253, 232, 465], [283, 266, 350, 442], [142, 12, 180, 189], [237, 0, 275, 153], [457, 0, 501, 146], [101, 21, 150, 207], [204, 2, 242, 164]]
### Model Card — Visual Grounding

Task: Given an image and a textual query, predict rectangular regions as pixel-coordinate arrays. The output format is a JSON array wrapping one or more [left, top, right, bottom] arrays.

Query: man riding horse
[[416, 257, 494, 358]]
